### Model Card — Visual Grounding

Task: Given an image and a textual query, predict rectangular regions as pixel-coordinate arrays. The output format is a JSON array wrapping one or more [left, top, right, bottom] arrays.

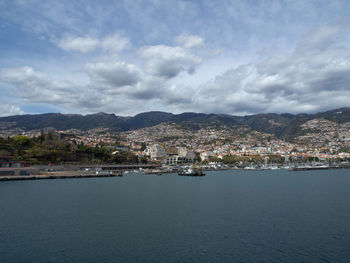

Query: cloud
[[141, 45, 201, 78], [297, 23, 345, 53], [0, 66, 81, 106], [101, 34, 130, 54], [2, 0, 350, 118], [83, 61, 191, 105], [56, 33, 129, 54], [0, 66, 132, 114], [0, 61, 198, 116], [84, 61, 141, 87], [0, 103, 24, 117], [192, 23, 350, 114], [58, 36, 99, 53], [3, 22, 349, 117], [0, 66, 46, 84], [125, 75, 165, 100], [175, 33, 205, 49]]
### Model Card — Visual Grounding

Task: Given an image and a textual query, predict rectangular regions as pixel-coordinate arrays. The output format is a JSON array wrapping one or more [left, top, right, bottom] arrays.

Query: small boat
[[95, 170, 122, 176], [178, 168, 205, 176], [111, 171, 123, 177]]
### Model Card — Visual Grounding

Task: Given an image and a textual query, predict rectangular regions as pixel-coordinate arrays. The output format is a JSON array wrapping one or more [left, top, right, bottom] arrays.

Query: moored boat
[[178, 168, 205, 176]]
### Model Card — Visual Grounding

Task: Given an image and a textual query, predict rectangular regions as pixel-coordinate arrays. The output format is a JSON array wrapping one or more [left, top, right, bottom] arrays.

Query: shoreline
[[1, 165, 350, 181]]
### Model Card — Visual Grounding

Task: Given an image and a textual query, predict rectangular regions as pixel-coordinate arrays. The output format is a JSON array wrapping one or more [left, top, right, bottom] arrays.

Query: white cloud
[[297, 23, 345, 53], [101, 33, 130, 54], [0, 103, 24, 117], [56, 33, 129, 54], [141, 45, 201, 78], [175, 33, 205, 49], [0, 66, 133, 114], [0, 67, 81, 106], [0, 66, 46, 84], [58, 36, 99, 53]]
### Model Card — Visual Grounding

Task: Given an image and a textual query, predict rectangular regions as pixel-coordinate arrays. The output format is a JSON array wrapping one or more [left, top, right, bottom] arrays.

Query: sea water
[[1, 169, 350, 262]]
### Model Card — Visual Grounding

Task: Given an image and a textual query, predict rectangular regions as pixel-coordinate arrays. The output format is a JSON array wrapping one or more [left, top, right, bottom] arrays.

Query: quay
[[288, 165, 350, 171], [0, 164, 161, 181], [78, 164, 161, 171], [0, 171, 123, 182]]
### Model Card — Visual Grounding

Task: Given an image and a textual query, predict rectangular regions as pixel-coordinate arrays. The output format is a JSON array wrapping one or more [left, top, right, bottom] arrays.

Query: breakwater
[[0, 171, 122, 181]]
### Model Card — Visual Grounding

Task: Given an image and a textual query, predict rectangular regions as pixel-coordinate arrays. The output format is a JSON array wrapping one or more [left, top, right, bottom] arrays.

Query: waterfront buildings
[[145, 145, 196, 165], [0, 156, 37, 176]]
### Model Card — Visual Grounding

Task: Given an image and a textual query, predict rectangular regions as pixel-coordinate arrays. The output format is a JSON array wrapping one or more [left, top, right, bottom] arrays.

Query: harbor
[[1, 162, 349, 182]]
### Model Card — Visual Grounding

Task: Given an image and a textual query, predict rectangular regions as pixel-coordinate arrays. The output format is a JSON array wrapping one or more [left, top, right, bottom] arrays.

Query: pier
[[0, 170, 123, 182], [78, 164, 161, 171], [288, 166, 346, 171]]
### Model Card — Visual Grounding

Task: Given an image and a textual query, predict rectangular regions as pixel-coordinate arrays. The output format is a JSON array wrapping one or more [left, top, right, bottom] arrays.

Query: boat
[[95, 170, 123, 176], [111, 171, 123, 176], [178, 168, 205, 176]]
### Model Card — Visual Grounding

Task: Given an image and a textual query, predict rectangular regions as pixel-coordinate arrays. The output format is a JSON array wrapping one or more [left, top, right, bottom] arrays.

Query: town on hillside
[[1, 117, 349, 172]]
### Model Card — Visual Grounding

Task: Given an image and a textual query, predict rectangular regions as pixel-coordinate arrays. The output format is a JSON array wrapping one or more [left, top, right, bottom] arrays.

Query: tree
[[140, 142, 147, 151], [208, 156, 220, 163], [13, 135, 32, 148], [139, 155, 149, 164]]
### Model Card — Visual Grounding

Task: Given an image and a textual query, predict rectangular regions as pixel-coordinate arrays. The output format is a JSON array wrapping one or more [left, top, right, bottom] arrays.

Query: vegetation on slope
[[0, 131, 141, 165]]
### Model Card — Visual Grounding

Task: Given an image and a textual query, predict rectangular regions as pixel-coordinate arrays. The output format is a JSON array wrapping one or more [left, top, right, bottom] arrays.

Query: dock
[[0, 171, 122, 182], [288, 166, 348, 171]]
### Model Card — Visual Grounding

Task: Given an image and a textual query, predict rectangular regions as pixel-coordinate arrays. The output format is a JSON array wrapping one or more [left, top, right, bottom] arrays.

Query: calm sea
[[1, 169, 350, 263]]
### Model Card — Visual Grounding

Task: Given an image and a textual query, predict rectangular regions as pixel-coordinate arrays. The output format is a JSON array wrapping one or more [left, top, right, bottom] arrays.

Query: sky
[[0, 0, 350, 117]]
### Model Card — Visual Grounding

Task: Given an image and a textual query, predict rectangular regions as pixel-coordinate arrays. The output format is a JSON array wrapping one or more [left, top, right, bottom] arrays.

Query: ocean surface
[[1, 169, 350, 263]]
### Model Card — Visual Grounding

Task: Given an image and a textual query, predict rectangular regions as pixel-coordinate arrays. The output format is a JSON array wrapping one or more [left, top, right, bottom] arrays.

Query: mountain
[[122, 111, 174, 130], [0, 112, 126, 131], [314, 107, 350, 123], [0, 108, 349, 140]]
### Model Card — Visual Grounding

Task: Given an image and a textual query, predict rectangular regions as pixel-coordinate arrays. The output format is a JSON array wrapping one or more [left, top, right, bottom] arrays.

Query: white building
[[145, 144, 167, 161], [178, 147, 196, 160], [200, 151, 215, 161]]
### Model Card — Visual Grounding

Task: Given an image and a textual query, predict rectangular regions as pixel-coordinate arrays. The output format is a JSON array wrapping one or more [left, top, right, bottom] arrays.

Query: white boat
[[178, 168, 205, 176]]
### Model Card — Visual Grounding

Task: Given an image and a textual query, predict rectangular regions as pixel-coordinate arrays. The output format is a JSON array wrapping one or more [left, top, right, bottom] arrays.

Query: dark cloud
[[308, 69, 350, 92], [85, 62, 141, 87]]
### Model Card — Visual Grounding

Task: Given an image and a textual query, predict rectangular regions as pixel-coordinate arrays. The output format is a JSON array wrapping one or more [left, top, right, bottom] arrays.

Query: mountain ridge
[[0, 108, 349, 140]]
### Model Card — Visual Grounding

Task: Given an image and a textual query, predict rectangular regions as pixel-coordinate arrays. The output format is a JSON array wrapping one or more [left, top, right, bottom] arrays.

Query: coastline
[[1, 164, 349, 182]]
